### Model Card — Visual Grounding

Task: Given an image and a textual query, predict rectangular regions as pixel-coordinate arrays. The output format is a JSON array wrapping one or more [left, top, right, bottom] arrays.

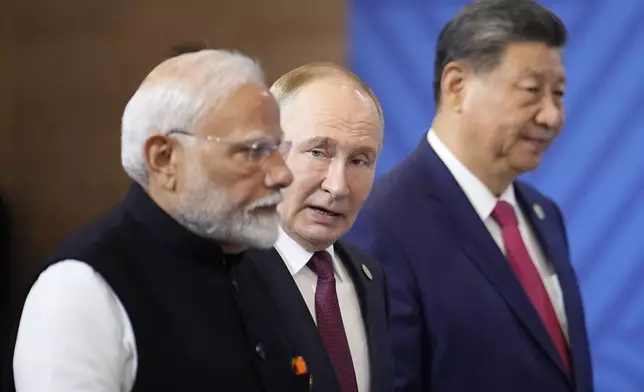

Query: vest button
[[255, 343, 266, 360]]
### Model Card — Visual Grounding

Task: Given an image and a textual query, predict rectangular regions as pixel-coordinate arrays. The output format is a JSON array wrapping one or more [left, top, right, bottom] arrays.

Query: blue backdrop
[[349, 0, 644, 390]]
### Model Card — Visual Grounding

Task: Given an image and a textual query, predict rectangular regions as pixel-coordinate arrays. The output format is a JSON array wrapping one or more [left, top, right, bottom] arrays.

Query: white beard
[[172, 160, 282, 249]]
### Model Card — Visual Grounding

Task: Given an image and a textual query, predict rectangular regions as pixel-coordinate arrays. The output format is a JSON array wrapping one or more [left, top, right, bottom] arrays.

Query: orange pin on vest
[[292, 356, 308, 376]]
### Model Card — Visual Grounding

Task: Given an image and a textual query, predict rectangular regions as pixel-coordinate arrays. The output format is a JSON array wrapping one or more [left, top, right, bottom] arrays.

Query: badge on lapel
[[362, 264, 373, 280], [533, 203, 546, 220]]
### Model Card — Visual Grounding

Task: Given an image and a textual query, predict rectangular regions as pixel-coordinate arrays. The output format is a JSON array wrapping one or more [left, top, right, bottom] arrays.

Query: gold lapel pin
[[362, 264, 373, 280], [533, 203, 546, 220]]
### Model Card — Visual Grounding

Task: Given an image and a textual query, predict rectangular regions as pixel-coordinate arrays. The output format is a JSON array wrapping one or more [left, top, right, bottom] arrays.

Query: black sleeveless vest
[[4, 184, 310, 391]]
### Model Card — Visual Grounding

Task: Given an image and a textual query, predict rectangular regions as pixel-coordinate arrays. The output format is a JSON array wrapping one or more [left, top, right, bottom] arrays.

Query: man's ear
[[440, 60, 472, 113], [143, 135, 181, 190]]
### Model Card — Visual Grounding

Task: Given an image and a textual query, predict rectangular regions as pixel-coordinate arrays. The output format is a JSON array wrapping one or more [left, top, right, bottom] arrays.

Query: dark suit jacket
[[344, 137, 594, 392], [246, 241, 394, 392]]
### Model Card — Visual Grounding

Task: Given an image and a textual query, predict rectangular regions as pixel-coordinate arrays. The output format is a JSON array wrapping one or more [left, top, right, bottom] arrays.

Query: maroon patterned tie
[[307, 251, 358, 392], [492, 200, 570, 371]]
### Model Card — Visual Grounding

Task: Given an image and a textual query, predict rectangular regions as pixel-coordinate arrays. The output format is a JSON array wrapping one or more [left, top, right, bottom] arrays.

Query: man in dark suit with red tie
[[345, 1, 593, 391], [246, 62, 393, 392]]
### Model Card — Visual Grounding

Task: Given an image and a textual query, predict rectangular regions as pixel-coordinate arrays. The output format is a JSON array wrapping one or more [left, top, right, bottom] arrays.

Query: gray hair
[[121, 49, 265, 185], [433, 0, 568, 106]]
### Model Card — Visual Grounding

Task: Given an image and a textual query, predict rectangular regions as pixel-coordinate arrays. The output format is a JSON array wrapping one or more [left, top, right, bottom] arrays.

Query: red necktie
[[492, 201, 570, 371], [307, 251, 358, 392]]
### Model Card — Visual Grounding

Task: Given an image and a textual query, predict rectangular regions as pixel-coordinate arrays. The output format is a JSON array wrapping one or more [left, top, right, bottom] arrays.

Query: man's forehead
[[502, 43, 564, 68], [285, 106, 380, 136], [517, 65, 566, 81], [197, 92, 280, 142], [287, 86, 379, 129], [208, 84, 276, 120], [281, 78, 382, 142], [293, 79, 373, 107]]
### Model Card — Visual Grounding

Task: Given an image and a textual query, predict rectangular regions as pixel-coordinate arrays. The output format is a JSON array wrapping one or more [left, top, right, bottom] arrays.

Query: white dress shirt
[[13, 260, 138, 391], [427, 129, 569, 339], [274, 228, 371, 392]]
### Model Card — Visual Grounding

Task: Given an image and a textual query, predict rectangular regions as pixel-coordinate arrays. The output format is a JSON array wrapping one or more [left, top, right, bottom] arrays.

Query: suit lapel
[[515, 184, 584, 378], [414, 139, 570, 381], [245, 248, 340, 392], [449, 195, 569, 377], [514, 184, 572, 305], [334, 242, 385, 391]]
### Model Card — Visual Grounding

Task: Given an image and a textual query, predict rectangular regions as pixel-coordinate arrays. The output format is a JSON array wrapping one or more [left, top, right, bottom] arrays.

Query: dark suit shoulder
[[47, 203, 130, 263], [360, 171, 429, 233], [514, 180, 565, 224], [337, 240, 369, 259], [515, 180, 557, 206], [369, 154, 423, 201], [337, 241, 381, 269]]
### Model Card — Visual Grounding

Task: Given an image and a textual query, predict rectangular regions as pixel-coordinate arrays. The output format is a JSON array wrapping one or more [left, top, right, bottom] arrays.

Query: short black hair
[[433, 0, 567, 106]]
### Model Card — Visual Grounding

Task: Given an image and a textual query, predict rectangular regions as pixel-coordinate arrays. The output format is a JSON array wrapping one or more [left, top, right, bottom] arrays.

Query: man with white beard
[[4, 50, 312, 392]]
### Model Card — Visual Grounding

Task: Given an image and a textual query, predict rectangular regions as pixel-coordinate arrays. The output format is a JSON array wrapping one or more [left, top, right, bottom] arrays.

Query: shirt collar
[[274, 227, 343, 281], [427, 128, 517, 220]]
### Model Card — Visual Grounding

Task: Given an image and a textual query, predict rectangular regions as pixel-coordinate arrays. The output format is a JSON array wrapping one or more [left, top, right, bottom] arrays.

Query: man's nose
[[264, 152, 294, 189], [321, 159, 350, 200]]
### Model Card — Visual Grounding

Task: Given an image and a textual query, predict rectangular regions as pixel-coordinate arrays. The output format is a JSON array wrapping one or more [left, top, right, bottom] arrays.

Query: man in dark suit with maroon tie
[[246, 62, 393, 392], [345, 1, 594, 391]]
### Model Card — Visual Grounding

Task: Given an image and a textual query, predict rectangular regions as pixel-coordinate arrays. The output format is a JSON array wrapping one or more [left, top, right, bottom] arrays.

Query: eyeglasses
[[166, 129, 292, 164]]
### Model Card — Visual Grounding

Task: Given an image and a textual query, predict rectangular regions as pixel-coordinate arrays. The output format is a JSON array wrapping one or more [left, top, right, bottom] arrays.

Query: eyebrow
[[299, 136, 338, 149], [355, 145, 378, 157], [300, 136, 378, 157], [238, 130, 281, 143], [518, 68, 566, 84]]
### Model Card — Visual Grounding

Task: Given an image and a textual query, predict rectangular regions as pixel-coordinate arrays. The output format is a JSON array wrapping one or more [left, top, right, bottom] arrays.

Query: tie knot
[[308, 251, 334, 279], [491, 200, 519, 228]]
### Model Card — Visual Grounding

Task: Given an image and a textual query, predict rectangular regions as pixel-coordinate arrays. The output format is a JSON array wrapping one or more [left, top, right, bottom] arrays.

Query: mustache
[[245, 192, 283, 212]]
